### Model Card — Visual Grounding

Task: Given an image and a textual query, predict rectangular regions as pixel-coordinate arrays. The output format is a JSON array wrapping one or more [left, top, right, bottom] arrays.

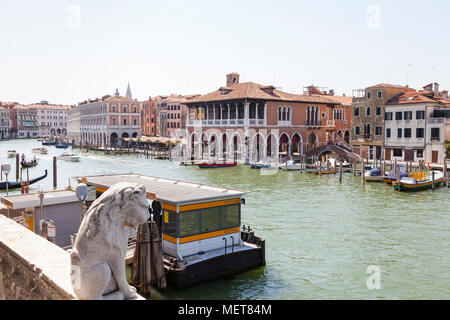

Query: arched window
[[366, 107, 371, 116], [376, 106, 382, 116], [112, 118, 116, 125], [123, 118, 127, 125], [278, 107, 282, 121], [287, 107, 291, 121], [133, 119, 137, 125], [282, 107, 286, 121]]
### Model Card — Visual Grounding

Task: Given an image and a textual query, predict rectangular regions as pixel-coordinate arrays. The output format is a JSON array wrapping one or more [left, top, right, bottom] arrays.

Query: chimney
[[433, 82, 439, 95], [329, 89, 335, 96], [423, 83, 433, 92]]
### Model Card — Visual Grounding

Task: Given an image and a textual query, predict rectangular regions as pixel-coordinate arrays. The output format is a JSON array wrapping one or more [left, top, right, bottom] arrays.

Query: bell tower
[[226, 72, 240, 86]]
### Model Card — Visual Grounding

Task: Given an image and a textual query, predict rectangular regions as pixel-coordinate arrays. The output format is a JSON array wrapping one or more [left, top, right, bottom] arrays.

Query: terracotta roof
[[386, 91, 447, 105], [366, 83, 410, 89], [104, 95, 136, 103], [187, 82, 340, 105], [311, 95, 352, 106], [26, 104, 70, 110]]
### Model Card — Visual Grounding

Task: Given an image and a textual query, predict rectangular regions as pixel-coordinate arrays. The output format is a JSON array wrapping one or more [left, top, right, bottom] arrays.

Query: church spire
[[126, 82, 132, 99]]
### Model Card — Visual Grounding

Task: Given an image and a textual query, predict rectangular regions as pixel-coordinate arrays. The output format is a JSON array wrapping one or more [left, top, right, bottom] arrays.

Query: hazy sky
[[0, 0, 449, 105]]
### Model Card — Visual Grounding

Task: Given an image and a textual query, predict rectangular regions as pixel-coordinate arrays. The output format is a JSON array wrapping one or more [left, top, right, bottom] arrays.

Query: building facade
[[28, 102, 71, 137], [384, 83, 450, 164], [9, 105, 38, 138], [158, 94, 200, 137], [350, 83, 415, 159], [140, 97, 158, 136], [182, 73, 349, 164], [0, 107, 11, 140], [68, 89, 141, 146]]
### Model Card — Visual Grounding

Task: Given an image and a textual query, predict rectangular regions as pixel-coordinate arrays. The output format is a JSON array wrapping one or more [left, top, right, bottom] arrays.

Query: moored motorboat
[[57, 152, 80, 162], [364, 168, 387, 182], [280, 160, 302, 171], [197, 161, 237, 168], [251, 162, 272, 169], [393, 170, 444, 191]]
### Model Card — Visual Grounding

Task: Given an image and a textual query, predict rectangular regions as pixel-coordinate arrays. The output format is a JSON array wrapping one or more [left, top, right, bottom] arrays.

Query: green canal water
[[1, 139, 449, 299]]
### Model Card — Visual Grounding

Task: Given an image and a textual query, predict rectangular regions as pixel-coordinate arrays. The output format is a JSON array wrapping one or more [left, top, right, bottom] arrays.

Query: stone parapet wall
[[0, 215, 76, 300]]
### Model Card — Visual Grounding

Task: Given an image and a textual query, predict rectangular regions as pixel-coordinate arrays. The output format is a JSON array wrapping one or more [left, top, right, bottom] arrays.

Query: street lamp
[[75, 183, 89, 223], [1, 164, 11, 218]]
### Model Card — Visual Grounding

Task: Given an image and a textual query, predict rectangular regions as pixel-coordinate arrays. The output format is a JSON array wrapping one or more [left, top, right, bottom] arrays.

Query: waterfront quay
[[0, 139, 449, 299]]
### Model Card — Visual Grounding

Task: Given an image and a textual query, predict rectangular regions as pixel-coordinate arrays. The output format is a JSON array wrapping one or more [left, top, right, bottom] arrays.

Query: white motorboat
[[280, 160, 302, 171], [32, 147, 48, 154], [57, 152, 80, 162], [7, 150, 17, 158]]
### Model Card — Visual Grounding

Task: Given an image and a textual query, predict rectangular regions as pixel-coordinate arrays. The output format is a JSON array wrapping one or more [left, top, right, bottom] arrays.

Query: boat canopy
[[121, 136, 184, 144]]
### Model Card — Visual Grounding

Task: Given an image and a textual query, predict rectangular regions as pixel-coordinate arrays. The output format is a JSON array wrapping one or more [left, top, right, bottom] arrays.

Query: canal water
[[0, 139, 449, 299]]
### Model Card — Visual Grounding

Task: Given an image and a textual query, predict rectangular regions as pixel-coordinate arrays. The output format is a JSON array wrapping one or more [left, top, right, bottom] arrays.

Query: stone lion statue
[[70, 182, 150, 300]]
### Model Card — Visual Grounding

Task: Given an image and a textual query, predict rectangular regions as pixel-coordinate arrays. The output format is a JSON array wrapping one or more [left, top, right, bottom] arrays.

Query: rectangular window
[[395, 112, 402, 120], [416, 150, 423, 158], [200, 207, 221, 233], [354, 108, 360, 116], [377, 91, 382, 99], [393, 149, 403, 157], [386, 128, 391, 138], [385, 112, 393, 120], [221, 205, 240, 229], [404, 128, 411, 138], [416, 110, 425, 119], [375, 127, 382, 136], [416, 128, 424, 138], [180, 211, 201, 237], [366, 91, 371, 99], [355, 126, 360, 136], [404, 111, 412, 120], [431, 128, 440, 141], [397, 128, 402, 138]]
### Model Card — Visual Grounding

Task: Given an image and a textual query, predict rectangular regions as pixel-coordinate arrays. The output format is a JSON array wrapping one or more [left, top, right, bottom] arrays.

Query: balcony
[[306, 120, 322, 127], [427, 118, 445, 124]]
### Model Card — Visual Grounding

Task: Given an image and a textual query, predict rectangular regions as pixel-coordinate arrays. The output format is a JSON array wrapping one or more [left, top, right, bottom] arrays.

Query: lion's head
[[83, 182, 150, 240]]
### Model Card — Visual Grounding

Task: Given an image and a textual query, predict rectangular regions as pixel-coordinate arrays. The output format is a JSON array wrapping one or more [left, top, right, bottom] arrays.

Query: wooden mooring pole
[[15, 153, 19, 180], [361, 160, 365, 185], [443, 157, 448, 187], [339, 159, 343, 183], [53, 156, 57, 189]]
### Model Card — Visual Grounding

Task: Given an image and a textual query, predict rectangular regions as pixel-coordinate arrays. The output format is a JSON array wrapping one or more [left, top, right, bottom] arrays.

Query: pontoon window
[[180, 211, 201, 237], [201, 207, 221, 233], [163, 210, 177, 238], [221, 205, 240, 229]]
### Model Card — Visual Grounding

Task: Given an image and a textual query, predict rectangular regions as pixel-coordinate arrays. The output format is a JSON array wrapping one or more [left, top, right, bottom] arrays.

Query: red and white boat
[[196, 161, 237, 169]]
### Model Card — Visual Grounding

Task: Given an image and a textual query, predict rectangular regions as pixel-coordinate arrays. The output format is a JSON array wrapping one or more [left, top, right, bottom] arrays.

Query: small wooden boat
[[7, 150, 17, 158], [197, 162, 237, 168], [313, 169, 336, 175], [280, 160, 302, 171], [0, 170, 48, 190], [21, 159, 38, 168], [57, 152, 80, 162], [32, 147, 48, 154], [393, 170, 444, 191]]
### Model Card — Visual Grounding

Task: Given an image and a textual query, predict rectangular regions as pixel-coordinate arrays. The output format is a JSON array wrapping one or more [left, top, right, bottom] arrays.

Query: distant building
[[140, 97, 159, 136], [27, 102, 71, 137], [9, 105, 38, 138], [183, 73, 348, 163], [350, 83, 415, 159], [67, 88, 141, 146], [157, 94, 200, 137], [384, 83, 450, 163], [0, 106, 11, 139]]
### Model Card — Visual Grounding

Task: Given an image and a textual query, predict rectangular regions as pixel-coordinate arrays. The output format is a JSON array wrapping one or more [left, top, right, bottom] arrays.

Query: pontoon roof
[[1, 190, 78, 209], [74, 173, 249, 205]]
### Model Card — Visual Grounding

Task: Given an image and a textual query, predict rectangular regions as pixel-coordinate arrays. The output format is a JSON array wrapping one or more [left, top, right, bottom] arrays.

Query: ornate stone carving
[[69, 182, 150, 300]]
